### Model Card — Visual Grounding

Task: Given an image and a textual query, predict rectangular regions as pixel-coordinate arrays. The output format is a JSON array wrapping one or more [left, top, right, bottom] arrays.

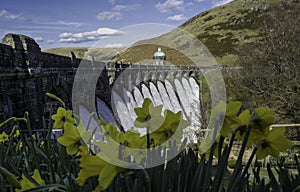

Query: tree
[[230, 1, 300, 123]]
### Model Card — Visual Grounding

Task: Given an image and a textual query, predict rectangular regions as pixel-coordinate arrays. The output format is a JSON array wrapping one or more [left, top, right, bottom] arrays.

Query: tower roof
[[153, 47, 165, 57]]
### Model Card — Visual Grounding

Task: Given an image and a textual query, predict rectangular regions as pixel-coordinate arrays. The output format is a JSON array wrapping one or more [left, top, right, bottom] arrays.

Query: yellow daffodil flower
[[0, 132, 9, 144], [16, 169, 45, 192], [151, 110, 190, 146], [134, 98, 164, 130], [256, 127, 293, 159], [51, 107, 76, 128], [57, 122, 82, 155], [15, 141, 23, 151], [77, 146, 125, 191], [13, 130, 20, 138]]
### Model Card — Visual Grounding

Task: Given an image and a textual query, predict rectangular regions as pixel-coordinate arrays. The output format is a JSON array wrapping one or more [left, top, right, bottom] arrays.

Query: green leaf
[[0, 166, 21, 189]]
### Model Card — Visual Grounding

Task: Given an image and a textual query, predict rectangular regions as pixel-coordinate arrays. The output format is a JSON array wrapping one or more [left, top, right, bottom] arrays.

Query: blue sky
[[0, 0, 233, 49]]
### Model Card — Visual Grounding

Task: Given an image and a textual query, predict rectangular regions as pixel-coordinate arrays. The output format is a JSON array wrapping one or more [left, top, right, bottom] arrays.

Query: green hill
[[115, 0, 297, 66], [44, 47, 127, 61]]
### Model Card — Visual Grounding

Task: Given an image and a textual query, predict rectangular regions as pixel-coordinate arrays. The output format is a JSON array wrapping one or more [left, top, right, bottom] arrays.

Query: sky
[[0, 0, 233, 50]]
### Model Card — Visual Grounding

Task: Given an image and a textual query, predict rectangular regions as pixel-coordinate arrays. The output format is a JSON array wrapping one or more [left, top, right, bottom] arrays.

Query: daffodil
[[77, 146, 106, 186], [39, 141, 45, 148], [16, 169, 45, 192], [57, 122, 82, 155], [101, 123, 120, 141], [77, 146, 125, 191], [248, 107, 276, 147], [134, 98, 164, 130], [0, 132, 9, 144], [118, 128, 146, 148], [220, 101, 242, 137], [51, 107, 76, 128], [150, 110, 190, 146], [234, 109, 252, 141], [256, 127, 293, 159], [13, 129, 20, 138], [15, 141, 23, 151]]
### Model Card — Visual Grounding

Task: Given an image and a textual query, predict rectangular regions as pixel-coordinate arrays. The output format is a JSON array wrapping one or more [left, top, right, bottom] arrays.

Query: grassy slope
[[43, 47, 127, 61], [115, 0, 283, 66]]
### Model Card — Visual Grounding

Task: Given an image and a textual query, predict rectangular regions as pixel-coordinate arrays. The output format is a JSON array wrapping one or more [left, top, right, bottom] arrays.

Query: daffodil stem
[[146, 117, 150, 149], [46, 93, 66, 108], [241, 146, 258, 179], [0, 117, 16, 129], [139, 169, 151, 192], [228, 123, 253, 192], [212, 132, 236, 192], [218, 135, 225, 163], [203, 115, 220, 192]]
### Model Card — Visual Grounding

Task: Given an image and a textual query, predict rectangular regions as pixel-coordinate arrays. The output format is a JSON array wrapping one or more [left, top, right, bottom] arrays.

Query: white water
[[112, 91, 135, 131], [141, 83, 153, 101], [174, 78, 190, 118], [123, 88, 137, 120], [149, 82, 163, 107], [157, 81, 174, 112], [133, 87, 144, 107], [165, 80, 184, 116], [92, 77, 201, 142]]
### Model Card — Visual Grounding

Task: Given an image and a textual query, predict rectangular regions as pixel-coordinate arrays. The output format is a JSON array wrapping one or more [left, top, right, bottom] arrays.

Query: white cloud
[[59, 28, 125, 43], [34, 37, 44, 42], [104, 43, 124, 48], [194, 0, 205, 2], [167, 14, 187, 21], [0, 9, 22, 20], [213, 0, 234, 7], [108, 0, 116, 4], [155, 0, 185, 13], [50, 21, 83, 28], [112, 4, 139, 11], [0, 10, 7, 17], [46, 40, 55, 44], [5, 13, 22, 20], [96, 11, 122, 20]]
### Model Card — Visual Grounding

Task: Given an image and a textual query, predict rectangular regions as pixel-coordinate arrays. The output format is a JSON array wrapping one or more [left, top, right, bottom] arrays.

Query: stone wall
[[0, 34, 110, 130]]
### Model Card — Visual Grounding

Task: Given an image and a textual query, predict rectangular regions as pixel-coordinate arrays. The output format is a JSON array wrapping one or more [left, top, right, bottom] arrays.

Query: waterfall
[[149, 82, 163, 107], [122, 88, 137, 120], [165, 80, 184, 116], [77, 76, 202, 142], [141, 83, 153, 101], [112, 91, 135, 131], [157, 81, 174, 112]]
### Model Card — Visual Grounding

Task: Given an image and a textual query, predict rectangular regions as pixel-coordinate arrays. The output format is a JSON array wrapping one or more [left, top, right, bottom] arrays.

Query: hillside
[[115, 0, 297, 66], [44, 47, 127, 61]]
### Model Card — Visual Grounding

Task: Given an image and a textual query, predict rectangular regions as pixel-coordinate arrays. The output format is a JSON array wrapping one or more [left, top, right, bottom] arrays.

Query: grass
[[114, 0, 286, 66], [44, 47, 127, 60]]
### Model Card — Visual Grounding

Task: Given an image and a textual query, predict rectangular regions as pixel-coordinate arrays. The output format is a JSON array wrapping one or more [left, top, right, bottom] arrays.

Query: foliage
[[0, 94, 298, 191], [228, 1, 300, 123]]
